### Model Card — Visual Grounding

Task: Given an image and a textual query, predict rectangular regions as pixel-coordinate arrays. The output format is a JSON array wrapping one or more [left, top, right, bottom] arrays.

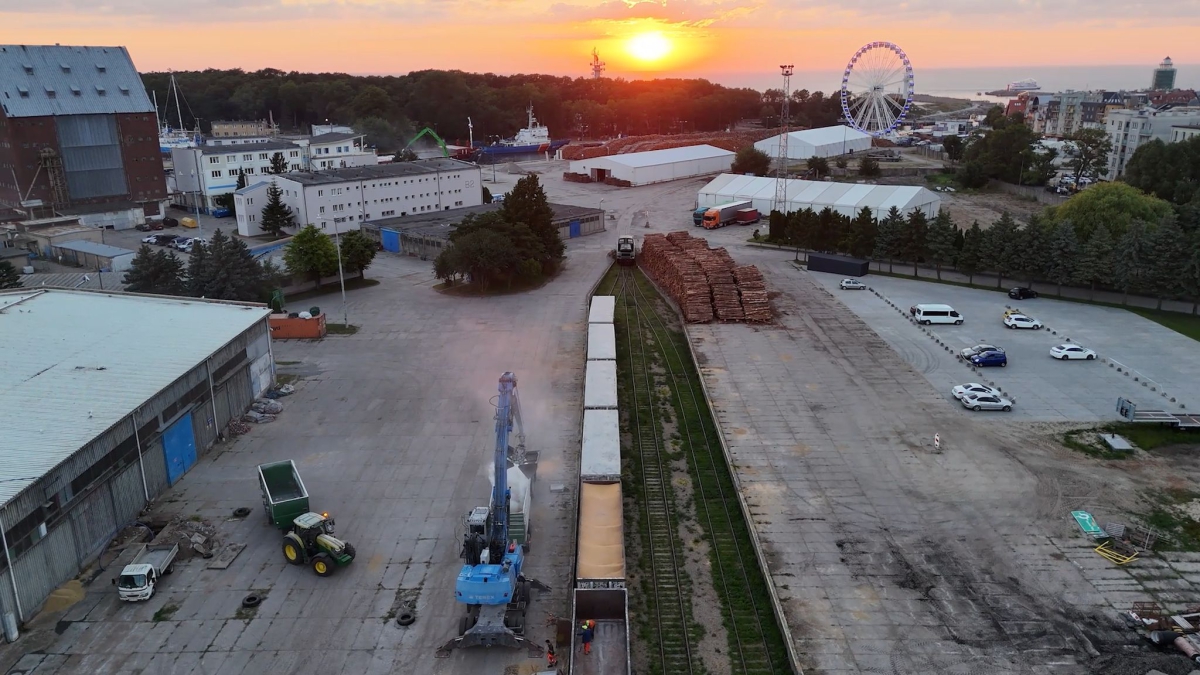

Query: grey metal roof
[[365, 201, 602, 239], [18, 271, 128, 291], [0, 288, 271, 506], [51, 239, 136, 258], [0, 44, 153, 118], [309, 132, 364, 145], [199, 141, 300, 155], [284, 158, 475, 186]]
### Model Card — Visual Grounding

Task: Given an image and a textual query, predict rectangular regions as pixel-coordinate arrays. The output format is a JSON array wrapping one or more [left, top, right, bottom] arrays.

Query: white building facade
[[171, 141, 305, 212], [568, 145, 734, 186], [306, 132, 377, 170], [754, 126, 873, 160], [1105, 107, 1200, 179], [234, 159, 482, 236]]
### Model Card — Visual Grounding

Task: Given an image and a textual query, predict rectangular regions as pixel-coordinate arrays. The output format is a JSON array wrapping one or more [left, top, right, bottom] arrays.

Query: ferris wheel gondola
[[840, 41, 915, 136]]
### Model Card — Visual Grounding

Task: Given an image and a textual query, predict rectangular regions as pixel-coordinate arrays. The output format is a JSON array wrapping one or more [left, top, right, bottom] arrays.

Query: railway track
[[601, 267, 788, 675]]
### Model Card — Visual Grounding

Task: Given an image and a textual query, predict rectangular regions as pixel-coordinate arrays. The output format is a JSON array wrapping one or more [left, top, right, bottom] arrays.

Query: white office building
[[234, 159, 482, 236], [305, 132, 376, 170], [171, 141, 305, 212], [1105, 107, 1200, 179]]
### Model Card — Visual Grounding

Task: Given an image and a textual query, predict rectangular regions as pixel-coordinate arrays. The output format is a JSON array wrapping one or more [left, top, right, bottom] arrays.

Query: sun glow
[[626, 32, 672, 63]]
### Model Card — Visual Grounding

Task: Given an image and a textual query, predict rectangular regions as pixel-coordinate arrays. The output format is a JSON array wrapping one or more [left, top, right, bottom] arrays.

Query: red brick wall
[[0, 112, 166, 209]]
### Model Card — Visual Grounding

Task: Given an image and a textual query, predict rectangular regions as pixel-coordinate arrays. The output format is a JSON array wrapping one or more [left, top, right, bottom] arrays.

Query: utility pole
[[772, 65, 794, 216]]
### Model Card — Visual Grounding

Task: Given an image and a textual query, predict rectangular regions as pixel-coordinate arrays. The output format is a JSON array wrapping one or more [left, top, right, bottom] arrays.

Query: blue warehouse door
[[381, 229, 400, 252], [163, 412, 198, 485], [569, 220, 581, 238]]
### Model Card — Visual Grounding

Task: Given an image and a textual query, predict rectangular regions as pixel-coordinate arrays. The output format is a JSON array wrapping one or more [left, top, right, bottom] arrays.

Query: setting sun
[[626, 32, 672, 63]]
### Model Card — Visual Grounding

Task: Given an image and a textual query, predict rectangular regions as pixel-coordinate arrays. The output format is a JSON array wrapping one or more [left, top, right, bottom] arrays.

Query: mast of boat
[[170, 72, 185, 132], [527, 103, 535, 129], [153, 89, 162, 132]]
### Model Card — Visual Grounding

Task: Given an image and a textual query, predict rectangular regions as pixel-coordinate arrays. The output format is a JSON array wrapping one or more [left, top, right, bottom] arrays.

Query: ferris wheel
[[840, 41, 915, 136]]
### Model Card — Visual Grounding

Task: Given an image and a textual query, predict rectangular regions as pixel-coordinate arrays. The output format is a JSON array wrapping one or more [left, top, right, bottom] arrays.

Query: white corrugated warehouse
[[698, 174, 941, 219], [569, 145, 735, 186], [587, 323, 616, 361], [581, 409, 620, 482], [589, 296, 615, 324], [754, 126, 873, 159], [584, 360, 618, 409]]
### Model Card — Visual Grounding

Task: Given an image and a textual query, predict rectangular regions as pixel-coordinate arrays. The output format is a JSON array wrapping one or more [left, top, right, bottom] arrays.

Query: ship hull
[[476, 139, 570, 158]]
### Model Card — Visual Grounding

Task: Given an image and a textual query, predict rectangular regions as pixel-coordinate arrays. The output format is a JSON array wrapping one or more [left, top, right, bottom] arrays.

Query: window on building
[[211, 170, 222, 178], [319, 206, 325, 214], [209, 156, 220, 164], [243, 154, 252, 161], [259, 153, 269, 160], [227, 170, 238, 176], [226, 155, 236, 163], [245, 167, 255, 174]]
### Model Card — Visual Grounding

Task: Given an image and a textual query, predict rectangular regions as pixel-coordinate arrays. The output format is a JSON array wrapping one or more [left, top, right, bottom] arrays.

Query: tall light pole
[[319, 218, 349, 326], [772, 64, 794, 216]]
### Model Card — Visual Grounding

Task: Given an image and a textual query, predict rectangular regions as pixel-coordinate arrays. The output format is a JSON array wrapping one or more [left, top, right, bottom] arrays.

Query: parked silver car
[[960, 344, 1002, 359], [961, 392, 1013, 412], [952, 383, 1000, 400]]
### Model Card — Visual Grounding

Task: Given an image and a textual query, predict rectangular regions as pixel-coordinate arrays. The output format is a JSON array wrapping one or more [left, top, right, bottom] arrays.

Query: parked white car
[[960, 344, 1002, 359], [1050, 344, 1097, 360], [1004, 313, 1043, 330], [952, 383, 1000, 400], [961, 392, 1014, 412], [839, 279, 867, 290]]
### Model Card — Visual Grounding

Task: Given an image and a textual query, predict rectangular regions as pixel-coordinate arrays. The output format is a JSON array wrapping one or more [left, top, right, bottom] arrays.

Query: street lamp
[[599, 199, 605, 224], [319, 219, 349, 327]]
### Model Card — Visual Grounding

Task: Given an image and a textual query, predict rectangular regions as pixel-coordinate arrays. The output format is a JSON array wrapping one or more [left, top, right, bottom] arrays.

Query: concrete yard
[[3, 244, 611, 675], [687, 251, 1200, 675], [803, 271, 1200, 422]]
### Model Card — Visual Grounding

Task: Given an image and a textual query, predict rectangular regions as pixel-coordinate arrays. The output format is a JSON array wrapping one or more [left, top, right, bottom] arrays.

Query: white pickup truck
[[114, 543, 179, 601]]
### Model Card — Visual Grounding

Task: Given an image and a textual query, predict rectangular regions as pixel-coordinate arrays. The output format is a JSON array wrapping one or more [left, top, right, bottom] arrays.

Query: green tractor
[[281, 512, 356, 576]]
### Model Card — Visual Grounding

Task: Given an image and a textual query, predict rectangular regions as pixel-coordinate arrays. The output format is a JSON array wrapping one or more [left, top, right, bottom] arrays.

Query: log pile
[[733, 265, 772, 322], [638, 231, 772, 324]]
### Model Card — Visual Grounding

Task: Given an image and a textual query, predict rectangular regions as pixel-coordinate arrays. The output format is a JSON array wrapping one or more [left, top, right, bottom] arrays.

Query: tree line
[[767, 199, 1200, 312], [122, 228, 376, 304], [142, 69, 766, 152]]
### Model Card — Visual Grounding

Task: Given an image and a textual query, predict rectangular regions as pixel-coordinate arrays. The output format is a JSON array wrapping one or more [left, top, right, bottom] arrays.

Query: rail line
[[602, 267, 788, 675], [610, 270, 697, 675]]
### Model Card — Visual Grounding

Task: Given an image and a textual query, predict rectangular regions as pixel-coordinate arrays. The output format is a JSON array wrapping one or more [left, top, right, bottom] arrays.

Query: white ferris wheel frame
[[840, 41, 915, 136]]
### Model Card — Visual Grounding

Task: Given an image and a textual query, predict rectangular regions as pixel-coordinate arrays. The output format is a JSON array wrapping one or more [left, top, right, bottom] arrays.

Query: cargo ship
[[474, 104, 570, 160], [1006, 78, 1040, 92]]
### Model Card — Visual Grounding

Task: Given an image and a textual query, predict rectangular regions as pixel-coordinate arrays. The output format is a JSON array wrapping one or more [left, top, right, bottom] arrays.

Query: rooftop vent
[[22, 63, 33, 74], [95, 63, 106, 73], [70, 86, 81, 97], [60, 63, 71, 73], [45, 87, 56, 99], [17, 86, 29, 98], [95, 85, 106, 96], [119, 86, 129, 96]]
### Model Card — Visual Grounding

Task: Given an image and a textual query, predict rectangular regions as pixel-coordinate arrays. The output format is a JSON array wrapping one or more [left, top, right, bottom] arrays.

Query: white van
[[913, 304, 964, 325]]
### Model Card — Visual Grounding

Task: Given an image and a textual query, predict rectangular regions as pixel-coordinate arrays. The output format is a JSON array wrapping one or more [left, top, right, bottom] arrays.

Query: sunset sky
[[4, 0, 1198, 90]]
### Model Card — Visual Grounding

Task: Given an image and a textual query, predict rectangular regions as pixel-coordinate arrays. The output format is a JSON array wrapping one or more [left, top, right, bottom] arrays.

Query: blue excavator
[[436, 372, 546, 658]]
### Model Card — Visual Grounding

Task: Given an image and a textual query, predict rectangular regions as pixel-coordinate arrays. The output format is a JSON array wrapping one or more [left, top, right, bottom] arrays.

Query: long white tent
[[569, 144, 734, 186], [754, 126, 873, 159], [698, 174, 941, 219]]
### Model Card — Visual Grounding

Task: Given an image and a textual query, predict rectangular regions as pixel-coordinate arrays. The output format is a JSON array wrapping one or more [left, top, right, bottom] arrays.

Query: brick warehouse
[[0, 45, 167, 229]]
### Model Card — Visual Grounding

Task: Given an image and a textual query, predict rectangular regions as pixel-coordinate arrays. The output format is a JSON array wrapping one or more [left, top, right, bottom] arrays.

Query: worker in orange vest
[[580, 619, 596, 655], [545, 640, 557, 668]]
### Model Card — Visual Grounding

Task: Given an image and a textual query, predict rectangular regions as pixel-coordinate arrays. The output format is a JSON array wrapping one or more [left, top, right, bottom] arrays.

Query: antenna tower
[[591, 48, 606, 79], [772, 64, 794, 216]]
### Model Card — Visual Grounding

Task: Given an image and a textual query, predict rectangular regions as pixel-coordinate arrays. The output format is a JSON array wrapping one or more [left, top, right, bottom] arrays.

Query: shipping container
[[589, 296, 615, 324], [580, 409, 620, 482], [584, 360, 618, 410], [587, 323, 617, 361], [807, 252, 869, 277], [570, 588, 631, 675]]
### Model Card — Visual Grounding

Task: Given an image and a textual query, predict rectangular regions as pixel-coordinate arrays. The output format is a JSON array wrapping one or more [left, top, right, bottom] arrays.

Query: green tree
[[235, 171, 247, 191], [269, 152, 289, 174], [731, 146, 772, 176], [806, 155, 830, 178], [185, 239, 215, 297], [1048, 181, 1174, 241], [1015, 215, 1050, 287], [926, 211, 958, 280], [957, 160, 989, 188], [1065, 128, 1112, 185], [873, 206, 904, 273], [284, 224, 339, 283], [834, 155, 848, 170], [354, 116, 408, 153], [1183, 229, 1200, 314], [983, 105, 1007, 128], [846, 207, 877, 259], [1112, 220, 1152, 304], [338, 230, 377, 276], [958, 221, 984, 284], [0, 260, 23, 289], [858, 155, 881, 177], [1045, 220, 1079, 296], [1148, 218, 1188, 310], [197, 229, 265, 302], [501, 175, 563, 269], [350, 85, 394, 120], [1074, 223, 1115, 301], [983, 212, 1021, 288], [942, 135, 965, 162], [435, 228, 521, 291], [1123, 135, 1200, 205], [123, 245, 184, 295], [903, 209, 929, 277], [482, 186, 493, 204], [259, 181, 296, 238]]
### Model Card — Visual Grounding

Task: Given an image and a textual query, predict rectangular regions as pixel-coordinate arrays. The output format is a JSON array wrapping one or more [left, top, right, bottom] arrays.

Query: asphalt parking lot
[[5, 244, 611, 675], [805, 271, 1200, 422]]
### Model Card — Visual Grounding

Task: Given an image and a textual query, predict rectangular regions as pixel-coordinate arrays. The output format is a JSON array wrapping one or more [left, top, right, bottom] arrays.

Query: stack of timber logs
[[637, 231, 771, 324]]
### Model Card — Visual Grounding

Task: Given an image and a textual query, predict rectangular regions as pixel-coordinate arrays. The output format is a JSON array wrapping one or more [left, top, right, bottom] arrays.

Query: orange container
[[268, 312, 327, 339]]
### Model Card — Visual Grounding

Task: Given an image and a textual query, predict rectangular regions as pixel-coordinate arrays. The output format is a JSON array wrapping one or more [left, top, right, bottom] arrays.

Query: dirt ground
[[939, 190, 1045, 227]]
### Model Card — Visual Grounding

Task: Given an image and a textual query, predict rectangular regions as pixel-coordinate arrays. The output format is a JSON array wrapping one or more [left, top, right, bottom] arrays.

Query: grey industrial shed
[[0, 289, 273, 625]]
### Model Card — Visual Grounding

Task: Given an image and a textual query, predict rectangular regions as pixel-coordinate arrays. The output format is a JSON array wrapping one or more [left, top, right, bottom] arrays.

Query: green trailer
[[258, 460, 310, 529]]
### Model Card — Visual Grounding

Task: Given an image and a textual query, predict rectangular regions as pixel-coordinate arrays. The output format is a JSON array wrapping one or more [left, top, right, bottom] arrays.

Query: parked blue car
[[970, 350, 1008, 368], [211, 208, 232, 218]]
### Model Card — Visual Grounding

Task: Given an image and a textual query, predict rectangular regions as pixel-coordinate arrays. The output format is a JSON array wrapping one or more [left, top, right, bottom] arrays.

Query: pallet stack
[[733, 265, 772, 322]]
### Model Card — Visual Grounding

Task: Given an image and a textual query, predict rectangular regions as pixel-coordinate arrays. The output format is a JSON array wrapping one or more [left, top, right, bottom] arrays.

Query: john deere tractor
[[281, 512, 356, 576]]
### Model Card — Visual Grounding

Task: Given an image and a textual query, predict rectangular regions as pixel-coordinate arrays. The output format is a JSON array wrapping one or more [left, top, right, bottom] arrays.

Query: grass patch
[[1127, 307, 1200, 343], [153, 604, 179, 622], [1105, 423, 1200, 451], [1060, 428, 1134, 460], [275, 360, 301, 366], [234, 606, 257, 620], [284, 276, 380, 304], [434, 274, 552, 296], [325, 323, 359, 335], [1143, 489, 1200, 552], [275, 373, 301, 386]]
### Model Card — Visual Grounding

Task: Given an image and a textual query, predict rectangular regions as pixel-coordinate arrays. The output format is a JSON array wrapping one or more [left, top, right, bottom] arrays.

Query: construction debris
[[638, 231, 772, 324]]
